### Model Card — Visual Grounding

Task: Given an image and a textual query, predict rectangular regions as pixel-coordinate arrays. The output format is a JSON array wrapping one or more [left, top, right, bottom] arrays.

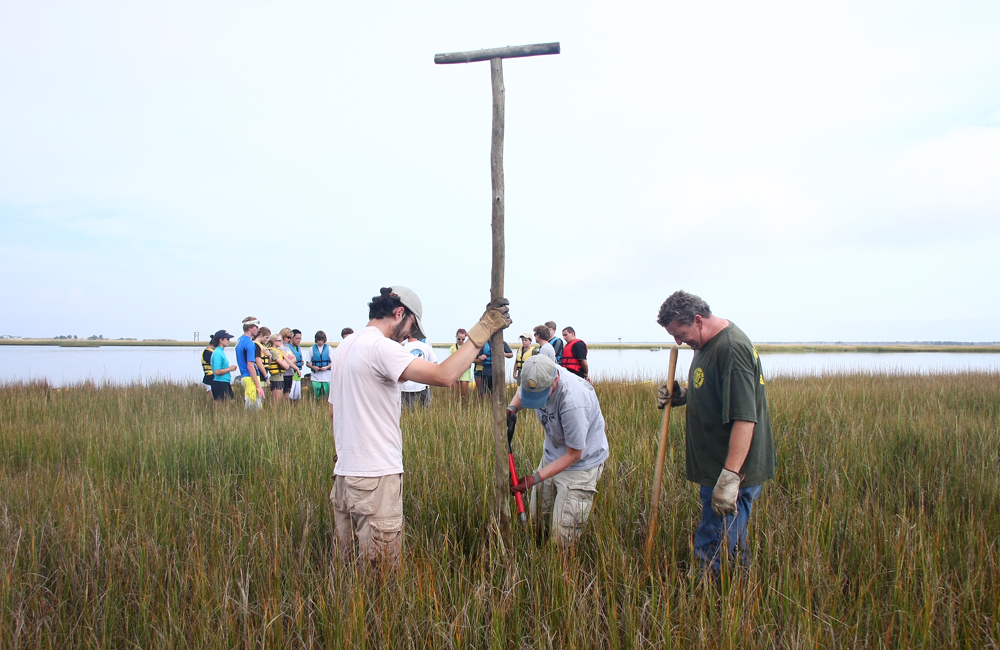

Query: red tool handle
[[508, 452, 526, 516]]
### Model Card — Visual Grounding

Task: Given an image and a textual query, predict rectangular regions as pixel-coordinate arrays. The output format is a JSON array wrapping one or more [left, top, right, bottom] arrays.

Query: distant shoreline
[[2, 339, 999, 354]]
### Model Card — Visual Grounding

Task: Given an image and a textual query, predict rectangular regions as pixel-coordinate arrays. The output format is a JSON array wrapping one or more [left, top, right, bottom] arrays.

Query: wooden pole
[[434, 42, 560, 65], [489, 57, 511, 537], [435, 41, 560, 541], [644, 345, 678, 568]]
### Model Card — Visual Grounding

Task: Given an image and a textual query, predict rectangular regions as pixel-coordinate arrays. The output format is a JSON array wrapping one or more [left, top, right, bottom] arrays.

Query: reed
[[1, 372, 998, 648]]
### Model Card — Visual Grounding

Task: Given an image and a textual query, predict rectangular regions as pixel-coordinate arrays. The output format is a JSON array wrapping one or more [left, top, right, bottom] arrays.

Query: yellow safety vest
[[515, 345, 535, 373], [201, 346, 215, 378], [265, 346, 283, 377]]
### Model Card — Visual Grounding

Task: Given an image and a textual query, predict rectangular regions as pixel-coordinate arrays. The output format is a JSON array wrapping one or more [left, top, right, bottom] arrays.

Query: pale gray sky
[[2, 1, 998, 343]]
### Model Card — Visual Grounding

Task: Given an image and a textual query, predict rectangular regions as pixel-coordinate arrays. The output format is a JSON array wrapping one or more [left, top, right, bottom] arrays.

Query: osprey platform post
[[435, 42, 560, 540]]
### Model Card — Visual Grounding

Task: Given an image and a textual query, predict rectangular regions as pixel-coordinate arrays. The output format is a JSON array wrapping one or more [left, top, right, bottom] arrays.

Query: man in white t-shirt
[[401, 335, 439, 410], [329, 286, 511, 565], [533, 324, 557, 361]]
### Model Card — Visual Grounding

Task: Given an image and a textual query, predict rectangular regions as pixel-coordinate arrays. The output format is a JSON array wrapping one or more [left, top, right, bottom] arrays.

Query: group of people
[[196, 287, 774, 577], [323, 286, 775, 580], [200, 322, 357, 406], [444, 320, 591, 403]]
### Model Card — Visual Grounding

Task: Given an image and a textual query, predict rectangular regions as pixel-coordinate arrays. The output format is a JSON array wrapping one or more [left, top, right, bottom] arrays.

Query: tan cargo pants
[[330, 473, 404, 566], [529, 462, 604, 547]]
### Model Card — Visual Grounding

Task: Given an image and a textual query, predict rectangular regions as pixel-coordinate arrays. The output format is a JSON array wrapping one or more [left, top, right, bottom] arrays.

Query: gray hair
[[657, 291, 711, 328]]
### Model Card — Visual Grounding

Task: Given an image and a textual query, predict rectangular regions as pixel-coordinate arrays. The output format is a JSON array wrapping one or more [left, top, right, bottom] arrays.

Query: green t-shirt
[[684, 322, 775, 487]]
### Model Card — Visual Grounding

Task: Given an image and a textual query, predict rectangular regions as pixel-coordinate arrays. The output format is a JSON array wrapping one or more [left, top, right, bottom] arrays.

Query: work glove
[[711, 468, 743, 517], [467, 298, 512, 348], [506, 407, 517, 431], [657, 380, 687, 409], [511, 471, 542, 495]]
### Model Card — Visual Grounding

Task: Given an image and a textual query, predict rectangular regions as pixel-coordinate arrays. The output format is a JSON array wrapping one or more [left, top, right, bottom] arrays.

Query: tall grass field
[[1, 373, 998, 648]]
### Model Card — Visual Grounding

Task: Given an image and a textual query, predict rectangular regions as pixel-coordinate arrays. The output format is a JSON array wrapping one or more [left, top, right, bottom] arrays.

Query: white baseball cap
[[389, 285, 426, 340]]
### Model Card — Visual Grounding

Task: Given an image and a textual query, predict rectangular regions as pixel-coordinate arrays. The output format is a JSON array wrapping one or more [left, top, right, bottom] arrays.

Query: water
[[1, 345, 998, 387], [597, 349, 1000, 381]]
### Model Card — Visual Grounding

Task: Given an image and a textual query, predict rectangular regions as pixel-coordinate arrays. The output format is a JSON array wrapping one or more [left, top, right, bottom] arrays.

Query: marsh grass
[[1, 373, 999, 648]]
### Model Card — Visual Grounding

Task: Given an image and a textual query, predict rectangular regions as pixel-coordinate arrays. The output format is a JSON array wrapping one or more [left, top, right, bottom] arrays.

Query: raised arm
[[400, 342, 479, 387], [400, 298, 512, 387]]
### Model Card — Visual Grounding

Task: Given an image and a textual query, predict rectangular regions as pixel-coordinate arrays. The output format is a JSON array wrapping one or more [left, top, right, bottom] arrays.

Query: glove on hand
[[511, 471, 541, 495], [506, 407, 517, 429], [711, 468, 742, 517], [467, 298, 512, 348], [657, 380, 687, 409]]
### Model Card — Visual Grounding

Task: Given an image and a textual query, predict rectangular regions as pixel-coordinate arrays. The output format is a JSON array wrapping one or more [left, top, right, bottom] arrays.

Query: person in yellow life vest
[[200, 341, 216, 393], [254, 327, 272, 403], [266, 333, 293, 401], [513, 332, 536, 382], [473, 357, 485, 397], [448, 328, 474, 403]]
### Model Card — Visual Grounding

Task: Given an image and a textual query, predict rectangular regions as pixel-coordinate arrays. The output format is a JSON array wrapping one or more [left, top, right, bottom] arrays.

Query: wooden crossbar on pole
[[435, 42, 560, 540], [434, 43, 560, 65]]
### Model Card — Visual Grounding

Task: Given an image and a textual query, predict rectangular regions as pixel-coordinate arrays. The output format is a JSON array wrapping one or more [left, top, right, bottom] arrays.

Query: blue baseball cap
[[519, 355, 559, 409]]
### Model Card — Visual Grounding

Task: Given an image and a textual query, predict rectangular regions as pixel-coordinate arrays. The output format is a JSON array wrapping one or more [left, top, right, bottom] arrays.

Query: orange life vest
[[559, 339, 587, 377]]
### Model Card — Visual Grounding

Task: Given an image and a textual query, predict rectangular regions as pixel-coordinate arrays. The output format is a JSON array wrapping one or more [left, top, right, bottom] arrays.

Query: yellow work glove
[[711, 468, 742, 517], [467, 298, 512, 348]]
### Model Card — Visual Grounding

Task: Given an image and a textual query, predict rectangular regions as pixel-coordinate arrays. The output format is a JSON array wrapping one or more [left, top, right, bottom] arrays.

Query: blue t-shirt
[[211, 346, 232, 383], [235, 334, 255, 376]]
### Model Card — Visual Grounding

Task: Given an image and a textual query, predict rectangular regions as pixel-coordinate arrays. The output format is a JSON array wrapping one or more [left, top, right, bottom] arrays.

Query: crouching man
[[508, 355, 609, 547], [329, 286, 511, 567], [656, 290, 775, 574]]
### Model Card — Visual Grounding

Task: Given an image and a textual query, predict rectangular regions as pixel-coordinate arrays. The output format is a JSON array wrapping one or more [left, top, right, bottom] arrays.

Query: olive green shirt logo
[[693, 367, 704, 389]]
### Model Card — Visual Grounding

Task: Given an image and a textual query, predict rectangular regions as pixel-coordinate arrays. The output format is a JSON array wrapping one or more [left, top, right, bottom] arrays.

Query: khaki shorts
[[529, 462, 604, 547], [330, 474, 404, 566]]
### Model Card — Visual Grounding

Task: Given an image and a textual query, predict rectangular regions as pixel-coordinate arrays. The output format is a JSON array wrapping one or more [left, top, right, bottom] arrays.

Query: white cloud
[[2, 1, 1000, 341]]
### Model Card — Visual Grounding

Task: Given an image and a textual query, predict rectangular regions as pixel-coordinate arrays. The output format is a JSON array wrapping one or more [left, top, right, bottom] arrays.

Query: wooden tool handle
[[644, 345, 679, 568]]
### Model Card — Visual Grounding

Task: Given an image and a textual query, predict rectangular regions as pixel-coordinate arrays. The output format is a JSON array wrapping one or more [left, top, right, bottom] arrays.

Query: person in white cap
[[508, 355, 609, 547], [329, 286, 511, 566], [512, 332, 536, 382]]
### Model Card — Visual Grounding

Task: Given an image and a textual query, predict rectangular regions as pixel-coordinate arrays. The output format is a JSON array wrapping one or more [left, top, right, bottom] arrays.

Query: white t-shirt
[[538, 341, 556, 361], [329, 326, 417, 477], [308, 343, 332, 383], [401, 340, 439, 392]]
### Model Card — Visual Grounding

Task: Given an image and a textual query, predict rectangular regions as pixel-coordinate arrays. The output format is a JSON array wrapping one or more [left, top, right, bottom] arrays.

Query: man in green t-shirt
[[656, 290, 775, 574]]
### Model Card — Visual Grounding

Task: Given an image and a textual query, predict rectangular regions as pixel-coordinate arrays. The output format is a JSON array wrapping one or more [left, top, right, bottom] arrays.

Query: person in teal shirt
[[210, 330, 237, 402]]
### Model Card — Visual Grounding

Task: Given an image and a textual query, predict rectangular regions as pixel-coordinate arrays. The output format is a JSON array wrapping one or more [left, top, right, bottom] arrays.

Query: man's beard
[[390, 318, 410, 343]]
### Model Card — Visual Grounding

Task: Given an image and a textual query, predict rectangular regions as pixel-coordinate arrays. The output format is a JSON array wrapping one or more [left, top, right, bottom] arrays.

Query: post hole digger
[[505, 410, 528, 525]]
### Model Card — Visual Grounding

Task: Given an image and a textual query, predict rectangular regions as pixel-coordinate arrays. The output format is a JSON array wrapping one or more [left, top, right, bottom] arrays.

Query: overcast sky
[[2, 1, 998, 343]]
